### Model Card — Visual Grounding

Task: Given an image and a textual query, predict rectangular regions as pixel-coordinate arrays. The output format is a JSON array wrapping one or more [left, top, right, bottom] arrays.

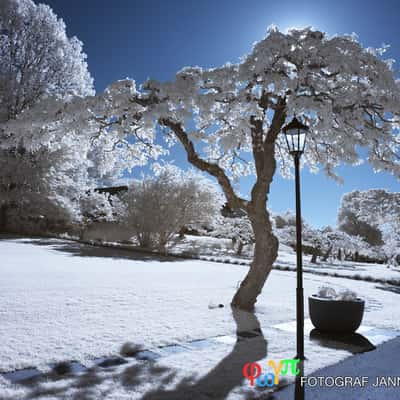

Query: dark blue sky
[[42, 0, 399, 227]]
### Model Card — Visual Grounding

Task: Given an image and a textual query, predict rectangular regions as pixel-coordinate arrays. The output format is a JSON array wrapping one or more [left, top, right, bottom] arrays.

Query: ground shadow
[[0, 233, 28, 240], [140, 308, 268, 400], [309, 329, 376, 354], [6, 307, 267, 400], [1, 234, 183, 263]]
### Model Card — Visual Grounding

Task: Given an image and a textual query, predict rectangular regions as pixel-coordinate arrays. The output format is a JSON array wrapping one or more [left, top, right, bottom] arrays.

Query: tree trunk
[[231, 205, 278, 311], [161, 99, 286, 312], [310, 252, 318, 264], [230, 104, 285, 311], [322, 245, 332, 262], [178, 226, 185, 239], [344, 249, 352, 261], [236, 240, 244, 256], [0, 204, 7, 232]]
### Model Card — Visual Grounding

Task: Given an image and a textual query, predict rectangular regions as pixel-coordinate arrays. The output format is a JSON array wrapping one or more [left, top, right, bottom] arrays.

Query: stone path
[[0, 330, 256, 384], [2, 321, 398, 388]]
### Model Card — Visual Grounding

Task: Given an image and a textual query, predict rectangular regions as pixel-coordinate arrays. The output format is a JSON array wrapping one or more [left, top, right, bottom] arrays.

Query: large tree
[[5, 28, 400, 310], [0, 0, 95, 232], [0, 0, 93, 122]]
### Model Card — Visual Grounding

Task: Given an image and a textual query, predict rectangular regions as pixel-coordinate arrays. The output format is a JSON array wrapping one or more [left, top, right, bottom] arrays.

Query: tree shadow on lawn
[[17, 237, 183, 263], [0, 233, 21, 239], [14, 308, 269, 400]]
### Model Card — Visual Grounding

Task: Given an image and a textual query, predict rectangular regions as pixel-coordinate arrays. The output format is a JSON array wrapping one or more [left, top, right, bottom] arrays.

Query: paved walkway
[[272, 336, 400, 400]]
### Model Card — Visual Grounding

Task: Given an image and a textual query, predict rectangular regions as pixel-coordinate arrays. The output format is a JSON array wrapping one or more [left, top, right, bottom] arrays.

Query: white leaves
[[337, 189, 400, 260], [79, 190, 117, 224], [80, 27, 399, 187], [0, 0, 94, 121], [3, 22, 399, 231]]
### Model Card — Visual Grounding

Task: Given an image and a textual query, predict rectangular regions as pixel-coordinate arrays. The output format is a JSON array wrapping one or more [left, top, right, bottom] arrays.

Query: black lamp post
[[282, 117, 309, 361]]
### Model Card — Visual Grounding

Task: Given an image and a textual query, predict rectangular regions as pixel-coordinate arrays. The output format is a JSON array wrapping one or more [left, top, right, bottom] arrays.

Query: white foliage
[[120, 166, 222, 250], [3, 27, 399, 203], [338, 189, 400, 262], [69, 27, 400, 190], [0, 0, 97, 233], [209, 214, 253, 242], [79, 191, 117, 225], [0, 0, 94, 122]]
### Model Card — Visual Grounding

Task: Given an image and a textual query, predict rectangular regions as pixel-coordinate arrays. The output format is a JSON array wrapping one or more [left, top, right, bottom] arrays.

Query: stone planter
[[309, 295, 365, 333]]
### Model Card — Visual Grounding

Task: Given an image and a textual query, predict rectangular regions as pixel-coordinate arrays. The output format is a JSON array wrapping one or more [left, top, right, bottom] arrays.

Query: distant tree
[[320, 229, 378, 262], [273, 211, 296, 229], [338, 189, 400, 263], [274, 212, 325, 263], [338, 209, 384, 246], [381, 223, 400, 266], [211, 215, 254, 256]]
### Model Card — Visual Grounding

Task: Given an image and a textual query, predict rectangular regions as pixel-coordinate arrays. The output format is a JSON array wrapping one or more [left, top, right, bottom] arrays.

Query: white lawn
[[0, 236, 399, 399]]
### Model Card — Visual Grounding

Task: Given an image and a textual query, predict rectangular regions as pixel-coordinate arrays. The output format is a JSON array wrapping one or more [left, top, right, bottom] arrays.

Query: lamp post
[[282, 117, 309, 361]]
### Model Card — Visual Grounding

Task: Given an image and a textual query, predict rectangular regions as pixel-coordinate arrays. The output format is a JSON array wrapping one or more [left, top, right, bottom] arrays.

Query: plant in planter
[[309, 287, 365, 333]]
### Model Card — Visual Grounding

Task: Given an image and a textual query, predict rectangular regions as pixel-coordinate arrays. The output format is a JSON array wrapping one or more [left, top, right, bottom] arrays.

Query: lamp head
[[282, 117, 309, 156]]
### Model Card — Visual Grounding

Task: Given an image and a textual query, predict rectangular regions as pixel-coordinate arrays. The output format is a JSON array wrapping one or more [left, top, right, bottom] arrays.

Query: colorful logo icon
[[243, 359, 301, 387]]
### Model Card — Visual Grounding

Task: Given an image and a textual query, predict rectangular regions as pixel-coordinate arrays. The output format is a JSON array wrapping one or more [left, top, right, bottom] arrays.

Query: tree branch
[[159, 118, 247, 210], [248, 97, 286, 211]]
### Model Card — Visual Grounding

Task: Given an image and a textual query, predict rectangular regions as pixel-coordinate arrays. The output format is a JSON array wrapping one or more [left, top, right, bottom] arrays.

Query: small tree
[[210, 215, 254, 256], [273, 211, 297, 230], [273, 211, 324, 263], [79, 191, 118, 224], [121, 167, 221, 251]]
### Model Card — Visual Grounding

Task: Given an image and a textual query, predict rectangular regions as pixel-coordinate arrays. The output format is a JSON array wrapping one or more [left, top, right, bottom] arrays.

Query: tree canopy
[[0, 0, 94, 122]]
